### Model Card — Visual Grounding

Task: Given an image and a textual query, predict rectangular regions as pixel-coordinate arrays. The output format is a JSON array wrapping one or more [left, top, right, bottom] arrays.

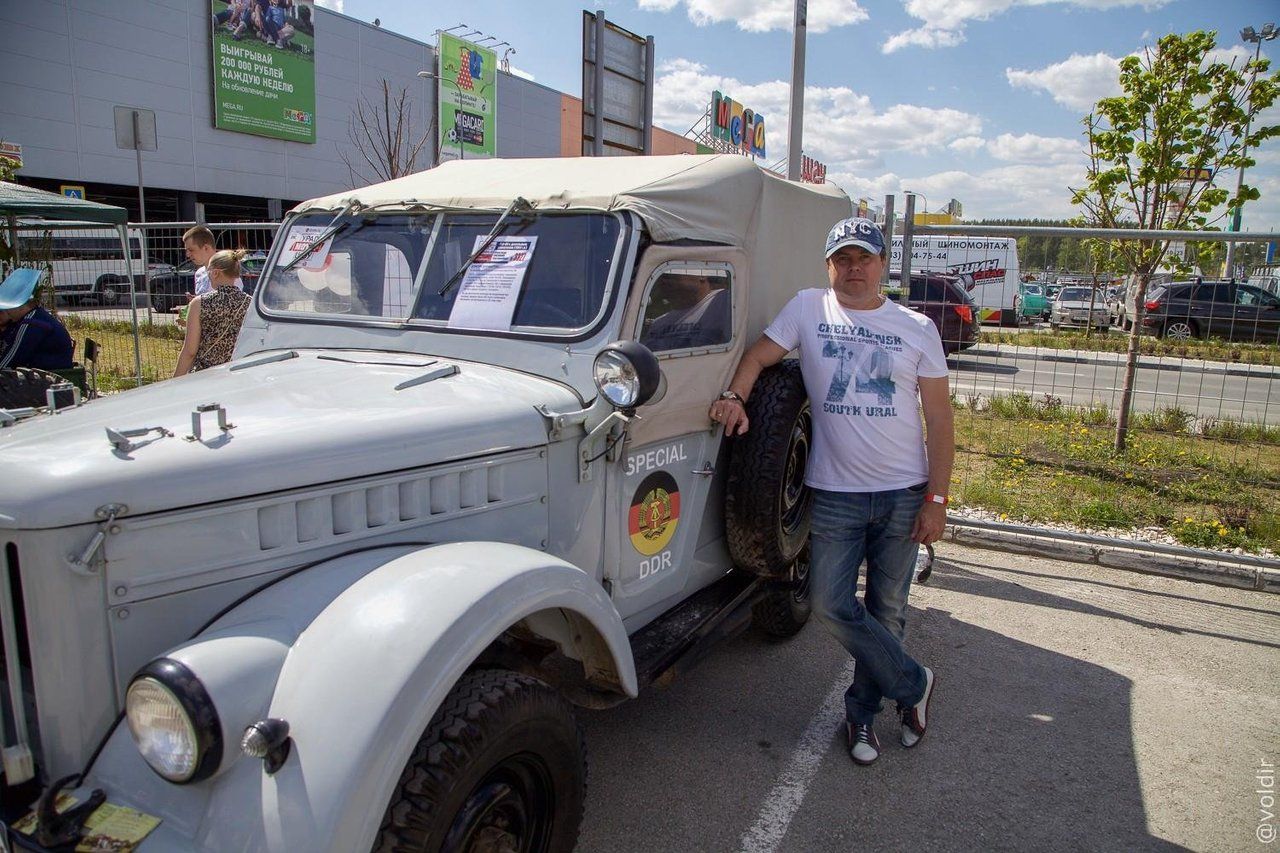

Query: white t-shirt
[[764, 288, 949, 492], [193, 266, 245, 296]]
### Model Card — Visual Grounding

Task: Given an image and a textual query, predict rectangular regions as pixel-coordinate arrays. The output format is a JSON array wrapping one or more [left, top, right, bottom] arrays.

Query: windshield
[[1024, 285, 1042, 295], [260, 210, 623, 334], [1058, 287, 1094, 301]]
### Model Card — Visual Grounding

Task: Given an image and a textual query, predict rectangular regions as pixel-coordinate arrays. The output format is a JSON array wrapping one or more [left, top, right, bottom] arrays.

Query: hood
[[0, 351, 580, 529]]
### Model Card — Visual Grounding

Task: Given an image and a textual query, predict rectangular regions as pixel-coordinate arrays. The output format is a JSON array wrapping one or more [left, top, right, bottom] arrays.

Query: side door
[[605, 249, 745, 628], [1234, 285, 1280, 343]]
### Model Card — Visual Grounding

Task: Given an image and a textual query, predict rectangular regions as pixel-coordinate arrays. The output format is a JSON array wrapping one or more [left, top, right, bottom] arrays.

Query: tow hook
[[34, 774, 105, 848]]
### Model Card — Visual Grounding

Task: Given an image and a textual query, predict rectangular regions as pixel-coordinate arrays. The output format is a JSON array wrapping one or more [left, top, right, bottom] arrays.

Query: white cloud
[[987, 132, 1083, 164], [637, 0, 868, 34], [949, 136, 986, 153], [652, 58, 983, 171], [313, 0, 344, 11], [885, 0, 1172, 54], [831, 162, 1087, 220], [1006, 52, 1121, 112], [882, 26, 965, 53]]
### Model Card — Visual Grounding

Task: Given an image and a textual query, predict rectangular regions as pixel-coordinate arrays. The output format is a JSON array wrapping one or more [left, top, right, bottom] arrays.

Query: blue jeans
[[810, 486, 928, 726]]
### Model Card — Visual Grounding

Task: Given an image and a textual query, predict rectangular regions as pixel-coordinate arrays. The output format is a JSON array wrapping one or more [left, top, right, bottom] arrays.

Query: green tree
[[1071, 30, 1278, 451]]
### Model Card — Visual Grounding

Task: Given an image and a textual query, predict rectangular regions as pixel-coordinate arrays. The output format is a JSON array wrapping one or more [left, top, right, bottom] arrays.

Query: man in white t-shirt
[[710, 216, 953, 766]]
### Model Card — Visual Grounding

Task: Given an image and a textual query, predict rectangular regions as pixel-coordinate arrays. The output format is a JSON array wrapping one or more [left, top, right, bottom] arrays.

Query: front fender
[[83, 542, 633, 851]]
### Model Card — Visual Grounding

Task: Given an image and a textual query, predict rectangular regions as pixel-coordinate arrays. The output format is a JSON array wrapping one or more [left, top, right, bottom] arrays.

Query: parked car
[[1139, 279, 1280, 342], [1049, 285, 1110, 332], [148, 251, 270, 311], [1015, 282, 1050, 322], [887, 270, 980, 354], [0, 155, 849, 852]]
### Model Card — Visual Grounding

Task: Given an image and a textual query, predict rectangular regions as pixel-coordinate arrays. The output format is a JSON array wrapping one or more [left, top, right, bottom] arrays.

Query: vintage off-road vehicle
[[0, 155, 849, 851]]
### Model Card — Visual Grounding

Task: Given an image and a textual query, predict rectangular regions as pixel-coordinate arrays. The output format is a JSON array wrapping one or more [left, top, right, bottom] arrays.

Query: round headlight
[[126, 659, 222, 784], [593, 341, 661, 410]]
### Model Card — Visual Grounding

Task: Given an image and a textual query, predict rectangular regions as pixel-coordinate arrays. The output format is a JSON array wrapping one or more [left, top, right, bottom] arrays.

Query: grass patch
[[979, 329, 1280, 366], [61, 314, 181, 391], [953, 397, 1280, 552]]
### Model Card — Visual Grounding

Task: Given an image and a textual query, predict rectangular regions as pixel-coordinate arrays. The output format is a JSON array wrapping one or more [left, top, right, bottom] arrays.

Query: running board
[[630, 571, 765, 690]]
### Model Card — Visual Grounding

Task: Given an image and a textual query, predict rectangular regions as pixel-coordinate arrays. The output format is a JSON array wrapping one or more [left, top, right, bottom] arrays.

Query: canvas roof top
[[293, 154, 850, 248], [0, 181, 128, 225]]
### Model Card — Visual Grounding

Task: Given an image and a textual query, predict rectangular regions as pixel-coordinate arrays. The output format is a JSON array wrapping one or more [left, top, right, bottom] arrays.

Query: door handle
[[692, 463, 715, 476]]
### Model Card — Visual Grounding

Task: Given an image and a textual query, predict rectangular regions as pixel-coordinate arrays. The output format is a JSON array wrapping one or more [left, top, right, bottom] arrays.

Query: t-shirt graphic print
[[764, 288, 949, 492]]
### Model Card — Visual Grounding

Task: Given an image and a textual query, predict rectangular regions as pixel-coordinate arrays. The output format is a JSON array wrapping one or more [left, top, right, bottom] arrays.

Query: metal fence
[[9, 221, 277, 390], [894, 218, 1280, 560]]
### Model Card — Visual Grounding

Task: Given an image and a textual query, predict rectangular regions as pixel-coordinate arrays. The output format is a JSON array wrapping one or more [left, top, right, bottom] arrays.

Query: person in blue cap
[[0, 268, 75, 372], [710, 216, 952, 767]]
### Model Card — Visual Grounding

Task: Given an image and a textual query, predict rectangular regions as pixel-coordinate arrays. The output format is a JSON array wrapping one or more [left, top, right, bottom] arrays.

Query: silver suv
[[0, 156, 850, 852]]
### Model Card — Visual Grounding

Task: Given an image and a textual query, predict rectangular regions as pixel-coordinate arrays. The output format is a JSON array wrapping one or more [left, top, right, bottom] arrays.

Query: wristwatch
[[925, 493, 949, 506], [719, 390, 745, 404]]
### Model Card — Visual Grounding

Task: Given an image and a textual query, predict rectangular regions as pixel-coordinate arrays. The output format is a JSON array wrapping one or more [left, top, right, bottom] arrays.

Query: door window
[[638, 265, 733, 355]]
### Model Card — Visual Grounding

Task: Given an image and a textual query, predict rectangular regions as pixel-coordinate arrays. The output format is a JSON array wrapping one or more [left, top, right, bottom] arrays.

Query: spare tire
[[725, 360, 812, 577], [0, 368, 65, 410]]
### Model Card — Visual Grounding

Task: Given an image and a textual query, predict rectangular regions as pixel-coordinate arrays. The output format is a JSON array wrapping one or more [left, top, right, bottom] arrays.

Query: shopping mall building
[[0, 2, 697, 221]]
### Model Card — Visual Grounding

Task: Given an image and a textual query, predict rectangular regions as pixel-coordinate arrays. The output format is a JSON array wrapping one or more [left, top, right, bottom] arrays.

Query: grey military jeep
[[0, 155, 851, 852]]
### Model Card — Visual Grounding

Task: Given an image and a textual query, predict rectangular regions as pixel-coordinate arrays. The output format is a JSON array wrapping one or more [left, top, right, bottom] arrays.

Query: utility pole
[[1223, 22, 1276, 279], [786, 0, 806, 181]]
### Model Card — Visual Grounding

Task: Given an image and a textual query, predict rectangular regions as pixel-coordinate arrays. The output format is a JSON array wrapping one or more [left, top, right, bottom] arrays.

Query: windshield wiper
[[280, 199, 361, 272], [438, 197, 535, 298]]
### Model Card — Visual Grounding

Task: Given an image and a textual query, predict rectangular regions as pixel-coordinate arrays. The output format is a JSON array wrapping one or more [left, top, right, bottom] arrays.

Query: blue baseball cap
[[0, 268, 42, 311], [825, 217, 886, 259]]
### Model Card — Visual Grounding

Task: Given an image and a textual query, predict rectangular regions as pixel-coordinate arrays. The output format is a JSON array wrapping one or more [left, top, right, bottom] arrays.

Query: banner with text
[[211, 0, 316, 143], [437, 33, 497, 160]]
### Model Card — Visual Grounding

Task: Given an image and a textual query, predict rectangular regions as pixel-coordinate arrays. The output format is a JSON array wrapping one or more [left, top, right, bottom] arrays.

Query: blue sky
[[325, 0, 1279, 228]]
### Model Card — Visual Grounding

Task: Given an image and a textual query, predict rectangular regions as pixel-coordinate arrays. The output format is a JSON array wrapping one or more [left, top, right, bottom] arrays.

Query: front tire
[[373, 670, 585, 853]]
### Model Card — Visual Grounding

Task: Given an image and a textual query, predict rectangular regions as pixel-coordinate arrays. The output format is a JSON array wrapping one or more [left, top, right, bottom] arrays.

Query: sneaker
[[848, 722, 880, 765], [900, 666, 935, 748]]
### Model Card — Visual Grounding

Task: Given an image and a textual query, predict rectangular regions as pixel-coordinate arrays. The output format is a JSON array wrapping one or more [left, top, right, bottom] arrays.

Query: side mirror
[[593, 341, 662, 413]]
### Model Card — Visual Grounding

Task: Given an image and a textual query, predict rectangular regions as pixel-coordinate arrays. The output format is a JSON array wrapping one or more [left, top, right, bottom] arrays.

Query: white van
[[16, 226, 174, 305], [890, 235, 1021, 325]]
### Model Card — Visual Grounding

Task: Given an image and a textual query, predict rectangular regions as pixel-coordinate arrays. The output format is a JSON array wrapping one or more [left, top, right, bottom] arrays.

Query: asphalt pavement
[[576, 541, 1280, 852]]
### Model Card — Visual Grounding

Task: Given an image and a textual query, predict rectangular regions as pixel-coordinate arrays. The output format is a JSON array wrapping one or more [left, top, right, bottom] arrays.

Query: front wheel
[[373, 670, 585, 853]]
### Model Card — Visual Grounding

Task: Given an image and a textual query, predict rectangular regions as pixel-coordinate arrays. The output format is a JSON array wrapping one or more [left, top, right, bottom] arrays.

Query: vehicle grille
[[0, 542, 36, 762]]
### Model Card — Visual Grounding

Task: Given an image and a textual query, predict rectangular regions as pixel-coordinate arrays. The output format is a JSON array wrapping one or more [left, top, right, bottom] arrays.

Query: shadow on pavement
[[578, 562, 1185, 851], [931, 558, 1280, 651]]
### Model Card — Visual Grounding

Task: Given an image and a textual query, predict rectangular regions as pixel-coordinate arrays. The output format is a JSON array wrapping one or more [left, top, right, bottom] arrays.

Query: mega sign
[[712, 91, 766, 158]]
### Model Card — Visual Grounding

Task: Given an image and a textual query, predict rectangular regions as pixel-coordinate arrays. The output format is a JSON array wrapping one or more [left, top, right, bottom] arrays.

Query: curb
[[964, 343, 1280, 380], [944, 524, 1280, 594]]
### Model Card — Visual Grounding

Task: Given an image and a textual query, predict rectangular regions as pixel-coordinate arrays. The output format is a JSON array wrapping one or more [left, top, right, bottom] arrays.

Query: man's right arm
[[713, 335, 788, 435]]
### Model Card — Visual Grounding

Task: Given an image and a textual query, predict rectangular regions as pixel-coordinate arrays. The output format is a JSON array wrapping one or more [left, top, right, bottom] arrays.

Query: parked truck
[[0, 155, 851, 852]]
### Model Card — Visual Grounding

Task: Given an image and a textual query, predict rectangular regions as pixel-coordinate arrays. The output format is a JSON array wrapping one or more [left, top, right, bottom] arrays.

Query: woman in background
[[175, 249, 252, 376]]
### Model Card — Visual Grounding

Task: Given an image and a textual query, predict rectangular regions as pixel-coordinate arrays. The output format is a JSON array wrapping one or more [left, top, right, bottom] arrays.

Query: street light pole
[[786, 0, 807, 181], [904, 189, 928, 217], [418, 70, 465, 163], [1223, 22, 1276, 279]]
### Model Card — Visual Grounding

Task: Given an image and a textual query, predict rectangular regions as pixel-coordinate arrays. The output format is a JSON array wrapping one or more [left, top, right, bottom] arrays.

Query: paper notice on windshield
[[279, 225, 334, 271], [447, 236, 538, 330]]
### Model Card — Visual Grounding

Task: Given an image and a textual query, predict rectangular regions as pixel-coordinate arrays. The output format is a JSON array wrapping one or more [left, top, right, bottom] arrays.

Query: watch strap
[[925, 493, 949, 506], [720, 390, 745, 403]]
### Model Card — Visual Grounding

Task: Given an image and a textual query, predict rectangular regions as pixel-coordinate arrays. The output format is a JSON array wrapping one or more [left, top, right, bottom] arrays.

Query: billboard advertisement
[[210, 0, 317, 144], [437, 33, 497, 160]]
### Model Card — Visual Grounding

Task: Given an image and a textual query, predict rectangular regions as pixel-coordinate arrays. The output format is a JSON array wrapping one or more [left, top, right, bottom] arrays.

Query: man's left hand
[[911, 501, 947, 545]]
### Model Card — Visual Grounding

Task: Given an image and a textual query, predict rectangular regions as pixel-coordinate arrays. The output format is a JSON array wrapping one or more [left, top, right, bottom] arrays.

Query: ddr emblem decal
[[628, 471, 681, 556]]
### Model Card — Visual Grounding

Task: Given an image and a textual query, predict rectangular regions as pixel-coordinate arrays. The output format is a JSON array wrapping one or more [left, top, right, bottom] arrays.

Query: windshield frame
[[255, 207, 634, 344]]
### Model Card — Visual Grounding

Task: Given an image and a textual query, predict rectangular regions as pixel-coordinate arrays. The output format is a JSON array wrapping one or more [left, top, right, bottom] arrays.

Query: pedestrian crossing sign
[[61, 185, 86, 199]]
